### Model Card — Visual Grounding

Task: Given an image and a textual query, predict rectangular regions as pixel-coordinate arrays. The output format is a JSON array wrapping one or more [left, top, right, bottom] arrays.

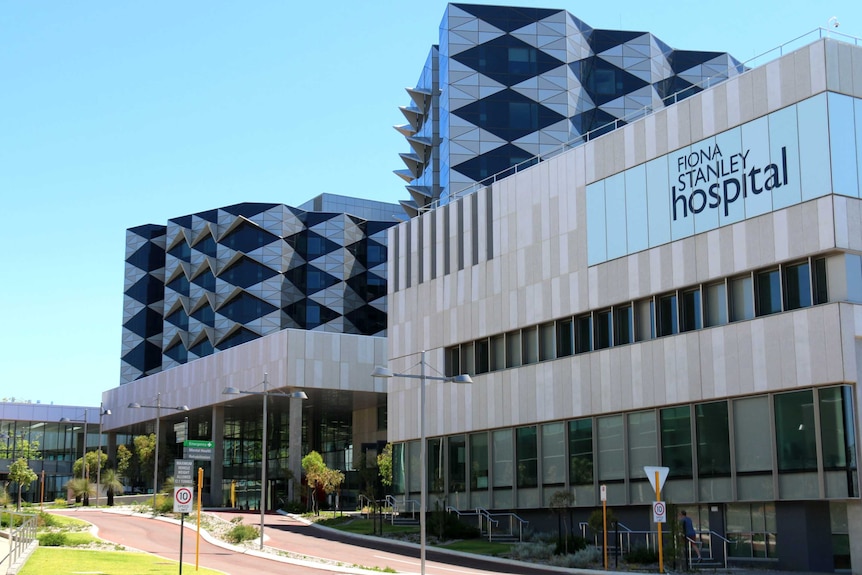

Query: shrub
[[281, 500, 304, 514], [554, 534, 587, 555], [510, 540, 555, 561], [427, 511, 480, 540], [52, 498, 67, 507], [154, 494, 174, 515], [225, 523, 259, 544], [548, 545, 602, 568], [37, 511, 58, 527], [625, 546, 660, 564], [38, 532, 68, 547]]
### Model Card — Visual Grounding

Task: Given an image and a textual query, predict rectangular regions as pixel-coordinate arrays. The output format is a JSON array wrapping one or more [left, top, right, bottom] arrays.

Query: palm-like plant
[[65, 477, 95, 506], [100, 469, 125, 507]]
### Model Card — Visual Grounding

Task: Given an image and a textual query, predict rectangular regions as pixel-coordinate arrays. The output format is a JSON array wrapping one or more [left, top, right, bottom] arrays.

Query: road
[[51, 509, 549, 575]]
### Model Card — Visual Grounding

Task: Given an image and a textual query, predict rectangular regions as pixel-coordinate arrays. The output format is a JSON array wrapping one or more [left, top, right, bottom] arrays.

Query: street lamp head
[[371, 366, 394, 378], [128, 402, 142, 409], [102, 409, 112, 416], [288, 391, 309, 400], [222, 386, 241, 395], [451, 374, 473, 384], [59, 417, 71, 423], [178, 405, 190, 412]]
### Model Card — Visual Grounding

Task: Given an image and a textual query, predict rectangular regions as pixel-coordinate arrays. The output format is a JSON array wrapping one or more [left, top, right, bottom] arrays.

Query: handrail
[[418, 27, 862, 214], [1, 513, 37, 573], [706, 529, 731, 569]]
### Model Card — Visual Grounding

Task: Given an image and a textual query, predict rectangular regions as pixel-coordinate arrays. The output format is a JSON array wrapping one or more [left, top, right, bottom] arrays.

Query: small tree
[[66, 478, 94, 505], [73, 450, 107, 481], [377, 443, 393, 488], [133, 434, 156, 488], [302, 451, 344, 513], [100, 469, 125, 506], [116, 444, 132, 477], [8, 458, 37, 510]]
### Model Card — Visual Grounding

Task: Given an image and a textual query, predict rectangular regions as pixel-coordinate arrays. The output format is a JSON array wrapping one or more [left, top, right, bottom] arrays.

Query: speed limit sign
[[174, 486, 194, 513], [653, 501, 666, 523]]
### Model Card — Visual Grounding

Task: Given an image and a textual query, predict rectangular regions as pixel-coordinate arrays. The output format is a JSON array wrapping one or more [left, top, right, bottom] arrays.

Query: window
[[680, 288, 702, 332], [730, 275, 754, 322], [783, 262, 812, 310], [557, 318, 574, 357], [460, 342, 475, 375], [575, 314, 592, 353], [522, 327, 538, 365], [448, 435, 466, 493], [695, 401, 731, 476], [392, 443, 405, 495], [516, 426, 538, 488], [475, 339, 490, 374], [445, 347, 460, 377], [819, 387, 856, 481], [814, 257, 828, 304], [756, 269, 782, 316], [733, 396, 772, 472], [568, 418, 594, 485], [470, 433, 489, 490], [705, 282, 728, 327], [428, 438, 443, 492], [505, 331, 521, 368], [727, 503, 777, 558], [774, 390, 817, 472], [595, 309, 612, 349], [657, 293, 678, 336], [661, 406, 692, 477], [542, 423, 566, 485], [490, 335, 505, 371], [539, 322, 555, 361], [635, 298, 655, 341], [492, 429, 513, 488], [627, 411, 657, 476], [614, 305, 633, 345], [597, 415, 624, 480]]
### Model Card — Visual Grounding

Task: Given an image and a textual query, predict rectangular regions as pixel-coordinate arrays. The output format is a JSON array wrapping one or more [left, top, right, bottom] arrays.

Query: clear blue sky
[[1, 1, 858, 407]]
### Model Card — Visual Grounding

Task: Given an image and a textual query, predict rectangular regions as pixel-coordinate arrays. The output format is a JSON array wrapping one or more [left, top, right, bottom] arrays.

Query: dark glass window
[[166, 274, 190, 296], [516, 426, 538, 488], [819, 386, 857, 491], [490, 335, 505, 371], [448, 435, 466, 493], [220, 257, 278, 289], [705, 282, 728, 327], [730, 275, 754, 322], [661, 406, 692, 478], [538, 323, 555, 361], [191, 270, 215, 291], [521, 327, 538, 365], [575, 314, 592, 353], [470, 433, 489, 490], [696, 401, 731, 476], [191, 304, 215, 326], [635, 298, 655, 341], [680, 288, 702, 332], [460, 342, 475, 375], [568, 418, 593, 485], [164, 341, 188, 363], [218, 293, 277, 324], [814, 258, 828, 304], [774, 390, 817, 472], [658, 293, 678, 336], [165, 308, 189, 330], [189, 338, 213, 357], [595, 309, 612, 349], [614, 305, 633, 345], [783, 262, 811, 310], [428, 438, 443, 493], [557, 318, 574, 357], [192, 235, 217, 257], [168, 241, 191, 261], [756, 269, 782, 316], [505, 331, 521, 367], [475, 339, 490, 374], [392, 443, 405, 495], [220, 221, 278, 253]]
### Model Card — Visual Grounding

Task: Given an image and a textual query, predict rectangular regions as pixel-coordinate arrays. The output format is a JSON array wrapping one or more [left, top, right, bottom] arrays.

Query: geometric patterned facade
[[395, 3, 744, 216], [121, 198, 398, 384]]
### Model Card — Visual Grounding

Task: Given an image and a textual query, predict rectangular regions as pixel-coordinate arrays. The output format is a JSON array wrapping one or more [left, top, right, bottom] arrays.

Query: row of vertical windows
[[390, 386, 857, 502], [445, 257, 827, 377]]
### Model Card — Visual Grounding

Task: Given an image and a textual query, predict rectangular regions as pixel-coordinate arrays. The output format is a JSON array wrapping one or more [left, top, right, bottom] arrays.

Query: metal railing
[[385, 494, 420, 524], [419, 27, 862, 213], [1, 513, 37, 574], [474, 507, 528, 542]]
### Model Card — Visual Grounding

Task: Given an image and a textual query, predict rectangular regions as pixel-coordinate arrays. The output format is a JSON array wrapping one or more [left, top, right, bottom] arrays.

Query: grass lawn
[[43, 514, 90, 529], [318, 516, 418, 536], [20, 548, 225, 575]]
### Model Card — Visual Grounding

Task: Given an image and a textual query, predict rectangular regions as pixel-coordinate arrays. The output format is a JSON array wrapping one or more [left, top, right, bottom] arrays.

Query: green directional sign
[[184, 439, 214, 461], [184, 440, 213, 449]]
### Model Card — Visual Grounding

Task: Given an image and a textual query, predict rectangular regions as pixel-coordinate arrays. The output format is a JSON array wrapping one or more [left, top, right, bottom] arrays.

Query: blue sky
[[1, 1, 858, 407]]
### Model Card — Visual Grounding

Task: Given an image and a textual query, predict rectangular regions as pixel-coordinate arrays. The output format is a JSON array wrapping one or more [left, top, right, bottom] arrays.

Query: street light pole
[[223, 373, 308, 550], [371, 351, 472, 575], [129, 393, 190, 511], [95, 404, 111, 506]]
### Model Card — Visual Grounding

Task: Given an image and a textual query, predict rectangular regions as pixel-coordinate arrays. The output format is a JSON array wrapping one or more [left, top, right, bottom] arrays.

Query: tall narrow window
[[784, 261, 812, 310], [557, 318, 574, 357], [470, 432, 489, 490], [614, 305, 633, 345], [569, 418, 594, 485], [516, 426, 538, 488], [490, 335, 505, 371], [597, 415, 624, 481], [492, 429, 513, 488], [460, 342, 475, 375], [705, 281, 728, 327], [445, 347, 460, 377], [774, 390, 817, 471], [448, 435, 466, 493], [522, 327, 538, 365], [575, 314, 592, 353], [658, 293, 678, 336], [505, 331, 521, 368], [475, 339, 490, 374], [730, 275, 754, 322], [680, 288, 702, 332], [542, 423, 566, 485], [628, 411, 657, 476], [595, 309, 612, 349], [696, 401, 731, 476], [635, 298, 655, 341], [661, 406, 693, 477], [756, 269, 782, 316], [539, 322, 556, 361], [813, 258, 828, 304]]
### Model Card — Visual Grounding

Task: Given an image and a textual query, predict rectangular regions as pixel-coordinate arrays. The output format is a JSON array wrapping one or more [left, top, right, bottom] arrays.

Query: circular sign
[[175, 486, 193, 505], [653, 501, 665, 515]]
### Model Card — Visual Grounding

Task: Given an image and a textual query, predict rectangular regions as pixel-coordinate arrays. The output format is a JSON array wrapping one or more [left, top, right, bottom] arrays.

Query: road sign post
[[644, 466, 669, 574], [183, 439, 214, 461], [601, 484, 608, 569]]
